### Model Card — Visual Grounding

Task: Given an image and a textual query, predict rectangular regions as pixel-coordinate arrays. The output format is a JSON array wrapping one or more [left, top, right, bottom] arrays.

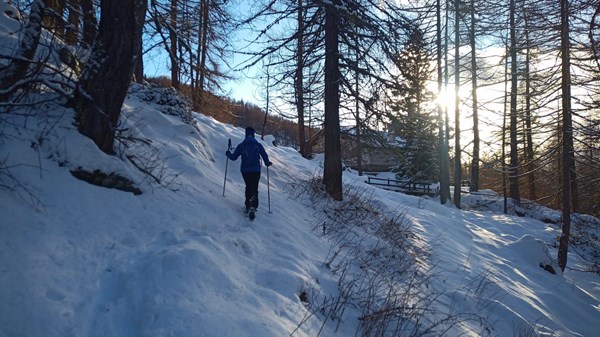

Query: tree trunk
[[0, 0, 45, 101], [558, 0, 574, 272], [524, 11, 536, 201], [509, 0, 520, 203], [170, 0, 179, 89], [307, 90, 313, 156], [591, 4, 600, 72], [133, 34, 144, 83], [354, 71, 363, 176], [197, 0, 209, 106], [73, 0, 148, 154], [453, 0, 461, 208], [441, 0, 452, 203], [323, 0, 342, 201], [261, 61, 271, 140], [570, 162, 579, 212], [296, 0, 307, 158], [469, 0, 479, 192], [503, 43, 509, 214], [436, 0, 448, 204], [133, 0, 146, 84], [556, 117, 563, 211]]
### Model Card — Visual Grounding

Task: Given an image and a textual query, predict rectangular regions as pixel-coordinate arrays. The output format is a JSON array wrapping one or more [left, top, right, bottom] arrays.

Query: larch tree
[[72, 0, 148, 154], [508, 0, 520, 203], [453, 0, 462, 208], [437, 0, 451, 204], [296, 0, 307, 158], [170, 0, 180, 89], [323, 0, 343, 201], [197, 0, 210, 98], [522, 4, 536, 201], [128, 0, 146, 83], [557, 0, 575, 272], [194, 0, 233, 107], [147, 0, 232, 104], [469, 0, 480, 192], [148, 0, 180, 89], [436, 0, 451, 204]]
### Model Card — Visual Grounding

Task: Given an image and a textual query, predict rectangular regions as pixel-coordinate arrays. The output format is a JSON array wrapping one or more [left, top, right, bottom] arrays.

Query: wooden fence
[[365, 177, 438, 197]]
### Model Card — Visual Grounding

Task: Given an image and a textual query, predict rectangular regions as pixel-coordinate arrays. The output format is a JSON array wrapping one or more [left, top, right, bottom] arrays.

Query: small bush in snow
[[131, 83, 198, 129]]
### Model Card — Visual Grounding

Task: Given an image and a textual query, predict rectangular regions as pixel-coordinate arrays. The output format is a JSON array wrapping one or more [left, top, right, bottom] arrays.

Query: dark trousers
[[242, 172, 261, 209]]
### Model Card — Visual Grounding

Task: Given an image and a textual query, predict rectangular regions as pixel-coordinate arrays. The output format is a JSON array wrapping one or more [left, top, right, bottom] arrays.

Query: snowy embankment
[[0, 85, 334, 337], [1, 84, 599, 337]]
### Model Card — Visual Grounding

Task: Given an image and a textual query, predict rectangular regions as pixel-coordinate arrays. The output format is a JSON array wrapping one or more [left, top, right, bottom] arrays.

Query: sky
[[143, 45, 262, 105], [1, 6, 599, 337]]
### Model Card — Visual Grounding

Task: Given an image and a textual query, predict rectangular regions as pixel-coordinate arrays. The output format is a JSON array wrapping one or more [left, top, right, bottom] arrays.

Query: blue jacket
[[226, 136, 271, 173]]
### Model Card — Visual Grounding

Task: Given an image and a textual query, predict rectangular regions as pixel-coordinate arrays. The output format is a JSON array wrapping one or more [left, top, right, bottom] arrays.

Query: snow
[[2, 86, 598, 337], [1, 7, 599, 337]]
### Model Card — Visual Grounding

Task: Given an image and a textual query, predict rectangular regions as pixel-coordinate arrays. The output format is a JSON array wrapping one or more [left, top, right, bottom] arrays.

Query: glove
[[266, 161, 273, 167], [226, 150, 231, 156]]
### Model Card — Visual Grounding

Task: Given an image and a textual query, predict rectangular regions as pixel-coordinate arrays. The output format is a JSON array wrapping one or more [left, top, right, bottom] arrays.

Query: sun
[[434, 88, 455, 112]]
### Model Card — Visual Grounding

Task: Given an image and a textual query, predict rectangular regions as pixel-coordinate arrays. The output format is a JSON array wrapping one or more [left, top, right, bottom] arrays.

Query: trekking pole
[[222, 139, 231, 197], [266, 165, 271, 213]]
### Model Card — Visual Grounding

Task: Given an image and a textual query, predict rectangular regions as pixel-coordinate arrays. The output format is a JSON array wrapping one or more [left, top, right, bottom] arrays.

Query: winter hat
[[245, 127, 255, 137]]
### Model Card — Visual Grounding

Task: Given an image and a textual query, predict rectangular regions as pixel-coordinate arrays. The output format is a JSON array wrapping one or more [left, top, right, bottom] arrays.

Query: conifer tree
[[388, 25, 439, 183]]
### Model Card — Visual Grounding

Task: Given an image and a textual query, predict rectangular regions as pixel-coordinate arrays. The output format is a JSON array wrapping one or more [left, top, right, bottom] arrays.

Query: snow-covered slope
[[1, 84, 598, 337], [0, 84, 331, 336]]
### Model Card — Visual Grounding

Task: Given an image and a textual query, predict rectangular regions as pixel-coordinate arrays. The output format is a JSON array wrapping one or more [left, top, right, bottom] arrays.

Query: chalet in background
[[307, 126, 400, 173]]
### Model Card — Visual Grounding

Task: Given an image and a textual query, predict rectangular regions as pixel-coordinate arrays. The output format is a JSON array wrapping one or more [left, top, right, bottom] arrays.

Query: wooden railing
[[366, 177, 438, 197]]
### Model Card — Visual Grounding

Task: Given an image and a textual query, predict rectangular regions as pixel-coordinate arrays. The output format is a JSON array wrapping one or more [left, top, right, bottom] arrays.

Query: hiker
[[226, 127, 272, 219]]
